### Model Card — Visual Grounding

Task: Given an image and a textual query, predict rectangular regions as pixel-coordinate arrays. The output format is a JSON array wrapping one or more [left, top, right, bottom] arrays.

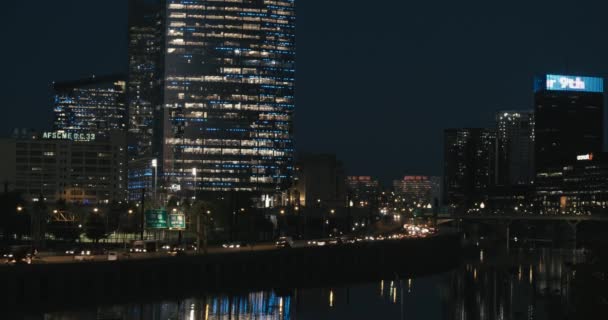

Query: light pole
[[192, 167, 197, 201], [151, 158, 158, 207]]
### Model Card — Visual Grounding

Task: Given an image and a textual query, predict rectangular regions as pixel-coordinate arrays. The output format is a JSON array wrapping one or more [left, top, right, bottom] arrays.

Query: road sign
[[145, 209, 168, 229], [169, 212, 186, 230]]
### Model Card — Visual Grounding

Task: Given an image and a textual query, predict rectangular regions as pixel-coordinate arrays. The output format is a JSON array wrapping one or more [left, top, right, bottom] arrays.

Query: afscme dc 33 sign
[[536, 74, 604, 93]]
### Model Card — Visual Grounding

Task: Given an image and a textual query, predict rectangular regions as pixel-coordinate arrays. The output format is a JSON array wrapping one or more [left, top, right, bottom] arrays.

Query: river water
[[41, 248, 583, 320]]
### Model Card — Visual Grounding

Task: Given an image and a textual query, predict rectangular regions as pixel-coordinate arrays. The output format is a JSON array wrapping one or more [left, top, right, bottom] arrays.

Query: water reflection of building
[[442, 249, 580, 320], [93, 291, 292, 320], [42, 250, 583, 320]]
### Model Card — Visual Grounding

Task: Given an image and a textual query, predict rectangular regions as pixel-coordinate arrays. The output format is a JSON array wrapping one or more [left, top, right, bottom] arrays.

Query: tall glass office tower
[[53, 75, 127, 138], [128, 0, 164, 159], [129, 0, 296, 198]]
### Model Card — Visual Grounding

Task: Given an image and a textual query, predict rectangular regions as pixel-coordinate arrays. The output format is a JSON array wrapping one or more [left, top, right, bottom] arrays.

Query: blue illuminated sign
[[535, 74, 603, 93]]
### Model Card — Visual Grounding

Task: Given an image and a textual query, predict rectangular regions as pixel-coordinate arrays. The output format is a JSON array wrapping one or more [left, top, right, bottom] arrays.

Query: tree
[[84, 213, 107, 243], [48, 221, 82, 242], [0, 192, 31, 241]]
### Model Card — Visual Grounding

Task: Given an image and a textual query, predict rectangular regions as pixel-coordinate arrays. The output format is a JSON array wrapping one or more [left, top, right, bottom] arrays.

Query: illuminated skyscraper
[[128, 0, 295, 199], [495, 110, 535, 186], [53, 75, 126, 138], [534, 74, 604, 171], [127, 0, 164, 159], [162, 0, 295, 195], [534, 74, 606, 215]]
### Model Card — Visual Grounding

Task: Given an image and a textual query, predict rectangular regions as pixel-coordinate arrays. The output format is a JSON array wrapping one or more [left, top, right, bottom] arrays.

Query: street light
[[151, 158, 158, 206], [93, 207, 99, 213], [16, 206, 23, 212], [192, 167, 197, 200]]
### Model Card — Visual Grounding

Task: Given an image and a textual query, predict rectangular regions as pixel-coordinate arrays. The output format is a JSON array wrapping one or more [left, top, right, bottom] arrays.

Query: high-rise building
[[536, 152, 608, 215], [128, 0, 296, 200], [127, 0, 163, 159], [53, 75, 126, 138], [0, 130, 127, 204], [393, 176, 441, 206], [346, 176, 380, 208], [534, 74, 605, 215], [495, 111, 535, 186], [290, 154, 346, 209], [534, 74, 604, 171], [443, 128, 496, 210]]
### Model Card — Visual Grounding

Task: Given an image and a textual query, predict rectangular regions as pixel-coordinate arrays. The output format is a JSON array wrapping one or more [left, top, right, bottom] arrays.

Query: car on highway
[[74, 249, 95, 261], [5, 252, 33, 265], [340, 235, 356, 244], [4, 245, 35, 265], [275, 236, 294, 248], [222, 242, 244, 249], [107, 251, 118, 261]]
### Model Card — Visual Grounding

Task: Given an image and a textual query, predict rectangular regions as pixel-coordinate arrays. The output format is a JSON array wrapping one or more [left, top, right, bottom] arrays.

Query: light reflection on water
[[43, 249, 582, 320]]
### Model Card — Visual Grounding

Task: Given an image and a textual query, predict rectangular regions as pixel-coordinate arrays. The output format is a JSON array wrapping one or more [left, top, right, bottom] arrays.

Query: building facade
[[128, 0, 296, 200], [495, 110, 535, 186], [53, 75, 127, 138], [533, 74, 606, 216], [290, 154, 346, 209], [0, 131, 127, 204], [393, 176, 441, 206], [534, 74, 604, 172], [346, 176, 380, 208], [127, 0, 164, 159], [535, 152, 608, 215], [443, 128, 496, 211]]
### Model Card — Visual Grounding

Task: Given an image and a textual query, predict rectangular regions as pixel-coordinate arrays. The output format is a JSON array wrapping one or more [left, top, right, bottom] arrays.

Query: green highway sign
[[169, 212, 186, 230], [145, 209, 168, 229]]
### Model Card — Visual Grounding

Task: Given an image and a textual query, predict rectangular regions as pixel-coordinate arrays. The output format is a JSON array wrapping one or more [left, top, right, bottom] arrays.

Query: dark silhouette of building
[[290, 154, 346, 209], [443, 128, 496, 211], [495, 110, 535, 186], [347, 176, 380, 208]]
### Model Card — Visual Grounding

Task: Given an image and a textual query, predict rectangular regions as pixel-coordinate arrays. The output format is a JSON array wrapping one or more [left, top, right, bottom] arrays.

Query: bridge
[[452, 214, 608, 222]]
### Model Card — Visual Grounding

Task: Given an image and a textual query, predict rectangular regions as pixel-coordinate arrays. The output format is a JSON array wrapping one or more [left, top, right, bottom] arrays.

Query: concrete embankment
[[0, 232, 462, 314]]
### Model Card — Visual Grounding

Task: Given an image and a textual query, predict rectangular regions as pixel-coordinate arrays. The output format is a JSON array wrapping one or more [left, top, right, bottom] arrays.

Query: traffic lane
[[2, 234, 435, 265]]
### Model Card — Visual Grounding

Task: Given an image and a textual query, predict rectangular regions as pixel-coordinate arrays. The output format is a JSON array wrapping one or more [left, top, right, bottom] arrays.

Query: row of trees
[[0, 191, 276, 245]]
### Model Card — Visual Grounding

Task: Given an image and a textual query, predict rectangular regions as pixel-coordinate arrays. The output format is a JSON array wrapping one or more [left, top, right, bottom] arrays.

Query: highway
[[1, 226, 436, 266], [5, 242, 278, 265]]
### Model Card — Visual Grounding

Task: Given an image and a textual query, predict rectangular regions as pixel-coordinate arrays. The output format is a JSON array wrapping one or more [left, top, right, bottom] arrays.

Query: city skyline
[[4, 1, 608, 183]]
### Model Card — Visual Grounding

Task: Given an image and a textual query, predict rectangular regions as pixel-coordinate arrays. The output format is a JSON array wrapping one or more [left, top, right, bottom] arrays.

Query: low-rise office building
[[0, 130, 127, 204]]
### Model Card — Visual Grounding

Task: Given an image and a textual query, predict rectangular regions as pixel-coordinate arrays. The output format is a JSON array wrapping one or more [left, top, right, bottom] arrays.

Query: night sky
[[3, 1, 608, 184]]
